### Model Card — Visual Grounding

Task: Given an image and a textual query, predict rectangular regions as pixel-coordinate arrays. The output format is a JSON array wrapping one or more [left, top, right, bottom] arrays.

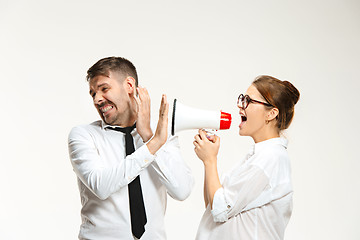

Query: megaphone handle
[[201, 128, 217, 138]]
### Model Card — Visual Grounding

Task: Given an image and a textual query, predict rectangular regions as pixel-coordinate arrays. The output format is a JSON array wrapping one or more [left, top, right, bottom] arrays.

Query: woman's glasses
[[237, 94, 274, 109]]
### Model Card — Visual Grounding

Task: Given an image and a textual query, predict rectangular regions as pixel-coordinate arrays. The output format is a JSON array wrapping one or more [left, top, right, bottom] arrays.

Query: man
[[68, 57, 193, 240]]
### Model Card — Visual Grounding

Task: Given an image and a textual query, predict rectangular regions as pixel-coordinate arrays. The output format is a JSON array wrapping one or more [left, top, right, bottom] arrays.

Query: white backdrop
[[1, 0, 359, 239]]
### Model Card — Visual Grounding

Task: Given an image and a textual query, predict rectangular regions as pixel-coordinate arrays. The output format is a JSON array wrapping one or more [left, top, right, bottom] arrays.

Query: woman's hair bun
[[283, 80, 300, 105]]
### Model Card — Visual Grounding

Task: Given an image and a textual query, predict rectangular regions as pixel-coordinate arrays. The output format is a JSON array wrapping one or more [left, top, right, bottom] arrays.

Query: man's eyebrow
[[98, 83, 109, 88], [89, 83, 109, 95]]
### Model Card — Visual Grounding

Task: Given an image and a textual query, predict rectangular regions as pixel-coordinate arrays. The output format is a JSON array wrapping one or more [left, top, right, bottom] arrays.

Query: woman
[[193, 75, 300, 240]]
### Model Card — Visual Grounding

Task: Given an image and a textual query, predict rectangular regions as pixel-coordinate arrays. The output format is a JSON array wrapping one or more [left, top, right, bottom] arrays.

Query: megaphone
[[171, 99, 232, 135]]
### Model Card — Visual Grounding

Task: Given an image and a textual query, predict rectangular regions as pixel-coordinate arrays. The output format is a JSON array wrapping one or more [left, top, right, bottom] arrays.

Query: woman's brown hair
[[252, 75, 300, 131]]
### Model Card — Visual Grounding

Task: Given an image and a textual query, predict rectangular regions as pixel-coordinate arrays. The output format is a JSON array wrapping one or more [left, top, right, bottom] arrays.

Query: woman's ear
[[266, 108, 279, 122], [124, 76, 136, 94]]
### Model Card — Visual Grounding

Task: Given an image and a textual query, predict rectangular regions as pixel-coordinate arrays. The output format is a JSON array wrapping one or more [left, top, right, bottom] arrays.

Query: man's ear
[[124, 76, 136, 94], [266, 107, 279, 122]]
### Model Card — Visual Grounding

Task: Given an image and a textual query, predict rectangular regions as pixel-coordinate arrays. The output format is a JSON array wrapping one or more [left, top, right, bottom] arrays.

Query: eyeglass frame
[[237, 94, 274, 109]]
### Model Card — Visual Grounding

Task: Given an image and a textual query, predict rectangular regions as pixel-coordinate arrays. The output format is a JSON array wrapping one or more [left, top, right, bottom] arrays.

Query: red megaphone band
[[220, 112, 232, 129]]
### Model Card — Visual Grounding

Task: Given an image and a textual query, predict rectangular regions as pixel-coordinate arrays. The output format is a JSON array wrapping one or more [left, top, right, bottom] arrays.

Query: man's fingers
[[133, 92, 141, 109], [159, 94, 169, 117], [137, 87, 150, 101], [143, 87, 149, 97]]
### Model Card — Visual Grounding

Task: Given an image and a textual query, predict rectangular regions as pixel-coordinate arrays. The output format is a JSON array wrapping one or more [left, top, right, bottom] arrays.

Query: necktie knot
[[108, 124, 136, 156], [108, 123, 136, 135]]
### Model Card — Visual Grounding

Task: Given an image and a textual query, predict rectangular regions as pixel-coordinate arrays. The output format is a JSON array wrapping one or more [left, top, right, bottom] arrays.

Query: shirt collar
[[100, 120, 137, 132], [100, 120, 110, 130], [251, 137, 288, 155]]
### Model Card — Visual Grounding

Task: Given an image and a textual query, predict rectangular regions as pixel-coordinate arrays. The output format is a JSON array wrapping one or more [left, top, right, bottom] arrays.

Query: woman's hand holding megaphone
[[193, 129, 220, 165], [194, 129, 222, 207]]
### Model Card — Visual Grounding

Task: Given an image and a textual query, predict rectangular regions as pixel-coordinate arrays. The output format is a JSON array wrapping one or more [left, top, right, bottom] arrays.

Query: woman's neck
[[252, 127, 280, 143]]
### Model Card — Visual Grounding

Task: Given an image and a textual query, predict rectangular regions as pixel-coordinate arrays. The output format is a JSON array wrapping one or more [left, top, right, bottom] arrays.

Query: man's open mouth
[[100, 105, 113, 113]]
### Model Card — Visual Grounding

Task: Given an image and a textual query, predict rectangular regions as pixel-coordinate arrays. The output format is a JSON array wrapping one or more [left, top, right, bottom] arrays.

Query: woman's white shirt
[[196, 137, 293, 240]]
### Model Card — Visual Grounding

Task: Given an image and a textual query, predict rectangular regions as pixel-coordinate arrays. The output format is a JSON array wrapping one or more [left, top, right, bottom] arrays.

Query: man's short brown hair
[[86, 56, 138, 86]]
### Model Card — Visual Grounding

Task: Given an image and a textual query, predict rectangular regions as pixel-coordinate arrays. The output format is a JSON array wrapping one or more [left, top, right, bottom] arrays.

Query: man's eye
[[102, 87, 108, 92]]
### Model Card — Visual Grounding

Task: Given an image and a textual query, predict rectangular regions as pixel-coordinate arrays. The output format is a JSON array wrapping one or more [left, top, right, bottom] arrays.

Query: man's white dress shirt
[[68, 120, 193, 240], [196, 137, 293, 240]]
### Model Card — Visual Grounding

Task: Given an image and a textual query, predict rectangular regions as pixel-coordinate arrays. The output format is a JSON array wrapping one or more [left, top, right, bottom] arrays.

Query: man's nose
[[93, 93, 104, 105]]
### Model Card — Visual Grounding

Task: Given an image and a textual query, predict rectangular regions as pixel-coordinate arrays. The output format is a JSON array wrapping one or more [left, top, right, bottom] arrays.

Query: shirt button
[[227, 205, 231, 209], [144, 159, 149, 163]]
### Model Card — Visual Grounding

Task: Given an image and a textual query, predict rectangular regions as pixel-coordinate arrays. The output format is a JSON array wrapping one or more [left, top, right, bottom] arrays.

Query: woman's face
[[238, 84, 271, 141]]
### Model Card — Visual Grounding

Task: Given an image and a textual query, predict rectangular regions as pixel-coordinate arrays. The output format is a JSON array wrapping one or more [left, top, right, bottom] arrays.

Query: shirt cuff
[[133, 144, 156, 168], [211, 188, 231, 222]]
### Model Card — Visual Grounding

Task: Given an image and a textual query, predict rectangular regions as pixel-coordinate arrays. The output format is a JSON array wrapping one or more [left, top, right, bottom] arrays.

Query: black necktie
[[108, 124, 147, 239]]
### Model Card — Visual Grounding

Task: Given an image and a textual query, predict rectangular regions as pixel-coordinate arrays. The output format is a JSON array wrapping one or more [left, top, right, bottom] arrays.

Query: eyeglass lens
[[238, 94, 249, 109]]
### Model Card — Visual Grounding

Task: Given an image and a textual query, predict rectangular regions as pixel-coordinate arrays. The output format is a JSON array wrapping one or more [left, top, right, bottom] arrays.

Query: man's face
[[89, 72, 135, 126]]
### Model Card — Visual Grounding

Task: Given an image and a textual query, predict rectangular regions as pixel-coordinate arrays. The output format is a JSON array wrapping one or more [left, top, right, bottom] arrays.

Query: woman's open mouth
[[240, 114, 247, 128]]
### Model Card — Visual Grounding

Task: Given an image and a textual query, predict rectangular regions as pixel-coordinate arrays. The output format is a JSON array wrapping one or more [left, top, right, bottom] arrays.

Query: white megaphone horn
[[171, 99, 232, 135]]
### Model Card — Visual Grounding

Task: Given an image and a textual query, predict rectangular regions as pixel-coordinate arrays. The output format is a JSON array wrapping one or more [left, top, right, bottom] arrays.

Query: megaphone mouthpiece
[[220, 112, 232, 129]]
